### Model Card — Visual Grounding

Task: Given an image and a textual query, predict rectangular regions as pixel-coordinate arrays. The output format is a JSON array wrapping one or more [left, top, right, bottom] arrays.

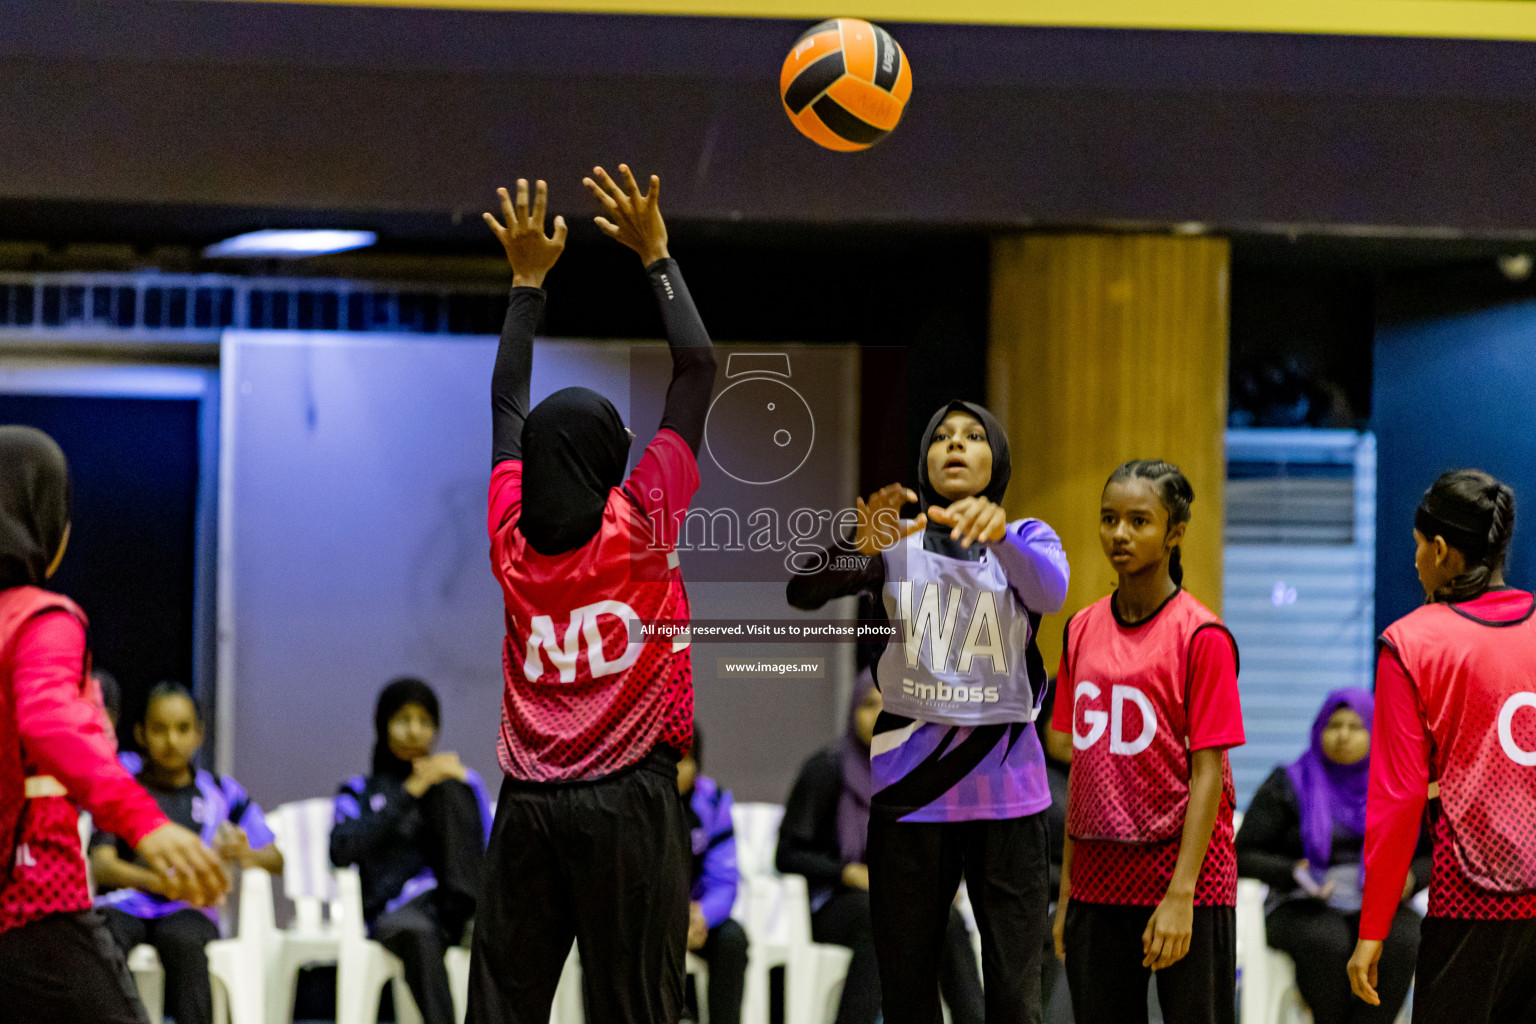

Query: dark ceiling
[[4, 0, 1536, 272]]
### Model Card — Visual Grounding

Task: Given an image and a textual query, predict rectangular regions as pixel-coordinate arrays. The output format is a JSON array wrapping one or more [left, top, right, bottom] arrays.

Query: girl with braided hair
[[1349, 470, 1536, 1023], [1051, 459, 1245, 1024]]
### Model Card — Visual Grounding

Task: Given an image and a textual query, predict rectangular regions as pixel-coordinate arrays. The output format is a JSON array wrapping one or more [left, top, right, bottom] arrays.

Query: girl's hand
[[687, 902, 708, 950], [214, 823, 252, 866], [583, 164, 669, 266], [135, 822, 229, 908], [1052, 899, 1068, 962], [1348, 939, 1383, 1005], [927, 496, 1007, 549], [484, 179, 567, 289], [855, 484, 925, 555], [405, 752, 468, 796], [1141, 890, 1194, 970], [1292, 859, 1334, 899]]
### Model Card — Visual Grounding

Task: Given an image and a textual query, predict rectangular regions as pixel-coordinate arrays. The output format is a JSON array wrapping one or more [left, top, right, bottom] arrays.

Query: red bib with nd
[[1382, 595, 1536, 893], [493, 488, 691, 783], [1064, 590, 1233, 843]]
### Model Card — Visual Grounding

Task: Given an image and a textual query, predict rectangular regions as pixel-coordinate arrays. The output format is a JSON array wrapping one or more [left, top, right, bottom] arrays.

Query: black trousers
[[0, 909, 148, 1024], [467, 755, 690, 1024], [102, 906, 219, 1024], [376, 779, 486, 1024], [868, 812, 1047, 1024], [1063, 901, 1236, 1024], [1265, 901, 1419, 1024], [377, 893, 458, 1024], [1413, 916, 1536, 1024], [691, 917, 748, 1024]]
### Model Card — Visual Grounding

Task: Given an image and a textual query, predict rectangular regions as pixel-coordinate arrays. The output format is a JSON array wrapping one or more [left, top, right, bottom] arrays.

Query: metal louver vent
[[0, 272, 509, 342], [1223, 429, 1376, 807]]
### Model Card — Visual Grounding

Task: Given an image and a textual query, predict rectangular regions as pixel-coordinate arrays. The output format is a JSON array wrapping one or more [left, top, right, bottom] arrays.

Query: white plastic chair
[[267, 798, 350, 1024], [446, 946, 471, 1024], [335, 865, 425, 1024], [128, 943, 167, 1024], [208, 866, 276, 1024], [1235, 878, 1304, 1024], [686, 951, 711, 1024], [731, 801, 853, 1024], [550, 946, 584, 1024]]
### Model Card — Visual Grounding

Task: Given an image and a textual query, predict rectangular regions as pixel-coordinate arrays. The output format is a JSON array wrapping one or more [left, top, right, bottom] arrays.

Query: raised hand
[[855, 484, 926, 556], [927, 496, 1008, 549], [583, 164, 669, 265], [484, 179, 567, 289]]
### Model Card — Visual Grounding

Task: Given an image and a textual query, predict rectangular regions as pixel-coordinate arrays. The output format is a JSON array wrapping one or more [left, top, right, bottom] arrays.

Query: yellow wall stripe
[[202, 0, 1536, 43]]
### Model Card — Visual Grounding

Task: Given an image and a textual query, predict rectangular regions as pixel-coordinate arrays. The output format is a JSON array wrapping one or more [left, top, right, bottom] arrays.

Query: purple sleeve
[[696, 787, 739, 929], [239, 801, 276, 849], [222, 776, 276, 849], [466, 770, 494, 847], [989, 518, 1069, 614]]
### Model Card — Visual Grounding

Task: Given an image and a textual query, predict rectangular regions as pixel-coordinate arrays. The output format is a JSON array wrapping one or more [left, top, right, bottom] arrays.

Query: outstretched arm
[[484, 179, 567, 466], [584, 165, 716, 454]]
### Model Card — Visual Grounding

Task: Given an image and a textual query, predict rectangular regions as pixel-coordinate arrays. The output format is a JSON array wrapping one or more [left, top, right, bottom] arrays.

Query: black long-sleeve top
[[490, 257, 716, 466], [1236, 766, 1433, 900], [330, 773, 431, 922], [776, 747, 851, 906]]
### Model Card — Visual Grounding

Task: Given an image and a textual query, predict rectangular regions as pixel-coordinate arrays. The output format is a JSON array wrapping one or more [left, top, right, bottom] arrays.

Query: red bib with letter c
[[1382, 595, 1536, 894]]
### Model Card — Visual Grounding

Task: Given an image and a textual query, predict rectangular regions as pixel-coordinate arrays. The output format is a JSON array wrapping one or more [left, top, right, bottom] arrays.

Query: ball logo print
[[1072, 681, 1157, 756], [704, 352, 815, 485], [780, 18, 912, 151]]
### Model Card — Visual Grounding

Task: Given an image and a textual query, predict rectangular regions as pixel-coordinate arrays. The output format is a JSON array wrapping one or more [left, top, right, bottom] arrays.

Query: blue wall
[[1374, 294, 1536, 636]]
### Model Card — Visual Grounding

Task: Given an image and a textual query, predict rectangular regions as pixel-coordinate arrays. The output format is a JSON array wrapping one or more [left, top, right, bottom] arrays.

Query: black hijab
[[915, 400, 1011, 560], [371, 677, 441, 780], [0, 426, 71, 590], [518, 387, 633, 556]]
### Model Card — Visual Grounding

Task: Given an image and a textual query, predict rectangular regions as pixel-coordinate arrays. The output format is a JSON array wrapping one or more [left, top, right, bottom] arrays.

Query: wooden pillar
[[990, 233, 1230, 674]]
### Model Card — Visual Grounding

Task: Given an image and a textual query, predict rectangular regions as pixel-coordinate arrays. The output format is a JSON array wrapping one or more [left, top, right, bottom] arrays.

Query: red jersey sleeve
[[1051, 648, 1074, 735], [13, 612, 167, 845], [1360, 645, 1431, 940], [1186, 627, 1244, 752], [488, 459, 523, 538], [624, 428, 701, 550]]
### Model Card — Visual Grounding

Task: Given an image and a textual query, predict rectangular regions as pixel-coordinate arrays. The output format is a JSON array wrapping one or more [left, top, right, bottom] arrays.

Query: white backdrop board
[[218, 331, 858, 808]]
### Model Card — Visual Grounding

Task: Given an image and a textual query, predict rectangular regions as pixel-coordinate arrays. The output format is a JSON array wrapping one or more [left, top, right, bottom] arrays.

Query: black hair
[[1416, 469, 1516, 603], [372, 677, 441, 779], [688, 724, 703, 769], [143, 681, 198, 723], [93, 669, 121, 722], [1105, 460, 1195, 586]]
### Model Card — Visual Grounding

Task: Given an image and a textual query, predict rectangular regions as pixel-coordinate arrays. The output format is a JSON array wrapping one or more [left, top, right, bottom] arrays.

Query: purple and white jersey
[[871, 518, 1068, 823], [879, 524, 1051, 725], [93, 769, 273, 922]]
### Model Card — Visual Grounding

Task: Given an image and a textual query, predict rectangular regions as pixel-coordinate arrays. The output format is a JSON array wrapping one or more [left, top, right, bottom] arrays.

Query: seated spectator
[[1236, 688, 1428, 1024], [331, 678, 490, 1024], [776, 671, 983, 1024], [90, 681, 283, 1024], [678, 726, 748, 1024]]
